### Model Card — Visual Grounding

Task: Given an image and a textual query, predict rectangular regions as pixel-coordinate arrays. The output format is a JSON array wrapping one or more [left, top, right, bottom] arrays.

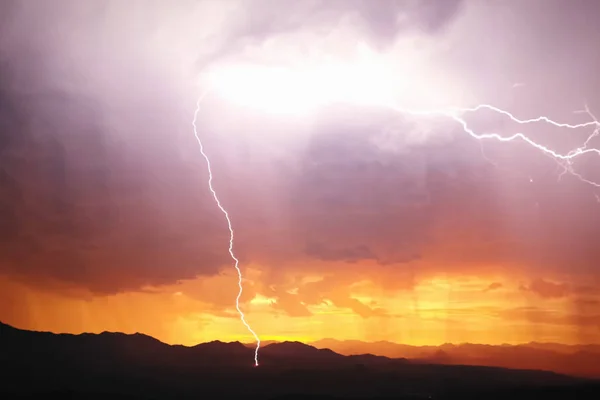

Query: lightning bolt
[[379, 102, 600, 188], [192, 91, 261, 367], [556, 104, 600, 188], [191, 85, 600, 367]]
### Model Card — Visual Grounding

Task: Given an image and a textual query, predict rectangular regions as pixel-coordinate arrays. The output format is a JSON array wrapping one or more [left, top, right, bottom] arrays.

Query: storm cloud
[[1, 0, 600, 299]]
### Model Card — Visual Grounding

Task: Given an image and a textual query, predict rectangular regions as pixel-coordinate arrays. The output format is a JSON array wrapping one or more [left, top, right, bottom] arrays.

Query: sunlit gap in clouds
[[202, 43, 465, 116]]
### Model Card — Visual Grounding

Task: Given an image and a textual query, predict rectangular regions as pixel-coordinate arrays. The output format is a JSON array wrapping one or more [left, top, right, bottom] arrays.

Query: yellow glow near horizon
[[1, 272, 598, 347]]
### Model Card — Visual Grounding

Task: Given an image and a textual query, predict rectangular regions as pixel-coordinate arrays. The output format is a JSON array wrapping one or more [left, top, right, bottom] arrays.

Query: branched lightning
[[556, 104, 600, 187], [379, 102, 600, 187], [191, 82, 600, 367], [192, 91, 261, 367]]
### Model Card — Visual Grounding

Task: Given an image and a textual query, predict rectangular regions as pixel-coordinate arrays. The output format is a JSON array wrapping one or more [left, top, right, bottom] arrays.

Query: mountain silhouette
[[1, 321, 599, 399], [311, 338, 600, 379]]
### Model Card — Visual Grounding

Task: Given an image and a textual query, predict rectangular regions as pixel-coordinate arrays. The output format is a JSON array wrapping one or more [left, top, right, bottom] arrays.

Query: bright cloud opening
[[203, 45, 468, 115], [206, 61, 394, 114]]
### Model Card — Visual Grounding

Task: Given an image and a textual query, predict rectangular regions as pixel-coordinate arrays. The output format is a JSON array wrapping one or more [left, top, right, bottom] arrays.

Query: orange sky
[[2, 264, 598, 346]]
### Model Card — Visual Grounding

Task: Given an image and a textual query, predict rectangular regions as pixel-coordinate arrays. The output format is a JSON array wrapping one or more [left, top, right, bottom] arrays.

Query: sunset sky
[[1, 0, 600, 348]]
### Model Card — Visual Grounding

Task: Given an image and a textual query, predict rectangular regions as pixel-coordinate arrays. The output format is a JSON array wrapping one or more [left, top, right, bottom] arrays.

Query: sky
[[1, 0, 600, 347]]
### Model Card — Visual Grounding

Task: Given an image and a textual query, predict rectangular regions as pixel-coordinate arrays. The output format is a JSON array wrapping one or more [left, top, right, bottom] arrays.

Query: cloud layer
[[1, 0, 600, 305]]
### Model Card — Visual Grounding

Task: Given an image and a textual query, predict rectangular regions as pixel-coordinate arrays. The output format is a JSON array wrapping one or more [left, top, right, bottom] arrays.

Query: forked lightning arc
[[192, 85, 600, 367]]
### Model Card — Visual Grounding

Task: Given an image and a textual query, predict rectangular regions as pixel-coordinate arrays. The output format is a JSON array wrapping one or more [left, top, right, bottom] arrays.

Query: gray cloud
[[197, 0, 465, 67]]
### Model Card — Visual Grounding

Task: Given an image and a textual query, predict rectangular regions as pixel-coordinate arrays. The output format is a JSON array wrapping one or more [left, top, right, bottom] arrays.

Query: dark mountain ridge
[[310, 338, 600, 379], [1, 322, 599, 399]]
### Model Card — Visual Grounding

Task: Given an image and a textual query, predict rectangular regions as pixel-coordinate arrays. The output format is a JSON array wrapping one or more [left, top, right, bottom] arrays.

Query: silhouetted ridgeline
[[1, 322, 599, 399], [311, 338, 600, 379]]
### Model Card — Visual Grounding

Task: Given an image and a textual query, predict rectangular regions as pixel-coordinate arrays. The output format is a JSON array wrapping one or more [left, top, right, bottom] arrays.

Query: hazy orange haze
[[2, 268, 598, 346]]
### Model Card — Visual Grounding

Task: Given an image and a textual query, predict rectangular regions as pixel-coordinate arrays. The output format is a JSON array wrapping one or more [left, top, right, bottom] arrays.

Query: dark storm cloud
[[0, 61, 232, 292], [279, 115, 502, 268], [2, 0, 600, 297], [0, 4, 233, 293]]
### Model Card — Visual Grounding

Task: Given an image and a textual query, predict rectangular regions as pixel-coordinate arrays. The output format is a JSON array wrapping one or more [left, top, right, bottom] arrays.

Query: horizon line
[[3, 321, 600, 348]]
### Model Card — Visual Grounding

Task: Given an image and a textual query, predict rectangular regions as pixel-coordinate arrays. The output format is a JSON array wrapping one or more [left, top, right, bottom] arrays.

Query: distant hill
[[310, 338, 600, 378], [1, 321, 598, 399]]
